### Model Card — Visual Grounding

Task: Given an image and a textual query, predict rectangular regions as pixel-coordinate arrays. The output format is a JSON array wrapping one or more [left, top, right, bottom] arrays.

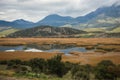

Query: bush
[[95, 60, 116, 80], [17, 65, 31, 74], [71, 64, 91, 80], [47, 55, 67, 77], [0, 60, 8, 65], [29, 58, 46, 73], [7, 59, 22, 66]]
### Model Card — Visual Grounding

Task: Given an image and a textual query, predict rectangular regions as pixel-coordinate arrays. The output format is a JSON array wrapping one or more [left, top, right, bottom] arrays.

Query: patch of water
[[0, 46, 24, 51], [45, 47, 86, 54], [0, 44, 88, 54]]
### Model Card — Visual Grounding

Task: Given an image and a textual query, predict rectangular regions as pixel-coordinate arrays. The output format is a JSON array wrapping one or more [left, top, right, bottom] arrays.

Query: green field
[[84, 28, 106, 32], [109, 27, 120, 33], [0, 28, 18, 37]]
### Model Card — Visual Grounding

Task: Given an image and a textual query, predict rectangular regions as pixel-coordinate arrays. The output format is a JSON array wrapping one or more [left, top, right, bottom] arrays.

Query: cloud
[[0, 0, 119, 22]]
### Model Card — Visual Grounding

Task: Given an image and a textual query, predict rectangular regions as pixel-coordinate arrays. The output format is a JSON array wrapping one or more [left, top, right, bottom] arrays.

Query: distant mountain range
[[0, 19, 34, 29], [0, 4, 120, 38], [0, 4, 120, 29]]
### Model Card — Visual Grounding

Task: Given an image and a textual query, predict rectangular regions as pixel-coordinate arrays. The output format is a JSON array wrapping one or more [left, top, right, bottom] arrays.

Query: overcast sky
[[0, 0, 120, 22]]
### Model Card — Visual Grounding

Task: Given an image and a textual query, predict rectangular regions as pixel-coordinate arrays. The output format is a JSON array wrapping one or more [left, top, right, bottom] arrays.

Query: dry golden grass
[[97, 45, 120, 52], [0, 38, 120, 65], [87, 53, 120, 65], [94, 49, 107, 53], [0, 52, 58, 61], [0, 38, 120, 46], [0, 51, 119, 66]]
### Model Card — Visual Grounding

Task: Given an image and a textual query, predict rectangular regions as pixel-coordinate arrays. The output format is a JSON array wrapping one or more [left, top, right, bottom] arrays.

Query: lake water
[[0, 44, 88, 54]]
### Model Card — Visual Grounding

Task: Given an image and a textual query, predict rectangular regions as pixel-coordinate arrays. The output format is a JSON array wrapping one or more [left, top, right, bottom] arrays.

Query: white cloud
[[0, 0, 119, 22]]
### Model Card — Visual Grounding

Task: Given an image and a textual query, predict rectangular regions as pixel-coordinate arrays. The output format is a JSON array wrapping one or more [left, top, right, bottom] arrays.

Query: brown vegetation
[[0, 38, 120, 46], [0, 51, 119, 66], [0, 38, 120, 65], [96, 45, 120, 52]]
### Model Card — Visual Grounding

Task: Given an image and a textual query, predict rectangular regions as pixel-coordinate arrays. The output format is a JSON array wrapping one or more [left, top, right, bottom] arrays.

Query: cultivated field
[[0, 38, 120, 65]]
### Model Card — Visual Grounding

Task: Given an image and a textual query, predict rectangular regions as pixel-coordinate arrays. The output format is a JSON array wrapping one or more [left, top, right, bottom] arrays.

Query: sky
[[0, 0, 120, 22]]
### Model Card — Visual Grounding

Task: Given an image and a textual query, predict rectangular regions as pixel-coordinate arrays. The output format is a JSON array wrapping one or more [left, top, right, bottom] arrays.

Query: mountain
[[7, 26, 86, 38], [36, 14, 73, 26], [0, 20, 14, 27], [71, 4, 120, 30], [36, 4, 120, 27], [0, 4, 120, 29], [75, 4, 120, 23], [12, 19, 33, 25], [12, 19, 35, 29], [0, 19, 35, 29]]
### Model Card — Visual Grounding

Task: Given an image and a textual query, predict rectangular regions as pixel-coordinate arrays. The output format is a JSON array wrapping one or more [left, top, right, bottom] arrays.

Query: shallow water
[[0, 46, 24, 51], [0, 44, 88, 54]]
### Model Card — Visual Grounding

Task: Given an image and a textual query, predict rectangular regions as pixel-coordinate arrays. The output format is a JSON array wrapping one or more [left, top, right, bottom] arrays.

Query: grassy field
[[0, 51, 119, 65], [0, 29, 18, 37], [0, 38, 120, 45], [84, 28, 106, 32], [0, 38, 120, 65], [109, 27, 120, 33]]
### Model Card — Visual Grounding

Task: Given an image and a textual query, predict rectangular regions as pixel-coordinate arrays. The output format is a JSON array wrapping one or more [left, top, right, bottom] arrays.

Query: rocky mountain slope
[[7, 26, 86, 38]]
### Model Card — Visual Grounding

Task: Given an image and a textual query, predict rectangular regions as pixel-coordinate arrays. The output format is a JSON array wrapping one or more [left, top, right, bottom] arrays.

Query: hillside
[[0, 27, 18, 37], [7, 26, 86, 38]]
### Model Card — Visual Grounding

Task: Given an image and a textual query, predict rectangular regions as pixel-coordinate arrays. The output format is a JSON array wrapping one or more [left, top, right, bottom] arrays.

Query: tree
[[47, 55, 67, 77]]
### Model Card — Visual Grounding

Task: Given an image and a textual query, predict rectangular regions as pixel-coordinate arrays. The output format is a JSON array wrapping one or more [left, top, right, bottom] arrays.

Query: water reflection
[[0, 44, 88, 54]]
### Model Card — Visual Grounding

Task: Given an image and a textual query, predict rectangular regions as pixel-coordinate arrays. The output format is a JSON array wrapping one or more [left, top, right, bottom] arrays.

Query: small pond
[[0, 44, 93, 54]]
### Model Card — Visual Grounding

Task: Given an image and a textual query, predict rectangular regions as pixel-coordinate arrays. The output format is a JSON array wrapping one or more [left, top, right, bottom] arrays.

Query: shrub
[[71, 64, 91, 80], [29, 58, 46, 73], [13, 65, 32, 74], [47, 55, 67, 77], [0, 60, 8, 65], [95, 60, 116, 80]]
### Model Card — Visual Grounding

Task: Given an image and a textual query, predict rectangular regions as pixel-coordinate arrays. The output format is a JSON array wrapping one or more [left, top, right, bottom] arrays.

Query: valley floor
[[0, 38, 120, 65]]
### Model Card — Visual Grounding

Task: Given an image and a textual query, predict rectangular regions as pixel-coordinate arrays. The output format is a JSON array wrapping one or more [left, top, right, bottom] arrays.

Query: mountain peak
[[13, 19, 34, 24], [37, 14, 73, 26], [48, 14, 60, 17], [44, 14, 73, 19], [13, 19, 26, 22]]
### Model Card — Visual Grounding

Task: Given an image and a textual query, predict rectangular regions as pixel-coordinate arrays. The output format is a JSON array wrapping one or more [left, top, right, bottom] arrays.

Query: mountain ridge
[[0, 4, 120, 29]]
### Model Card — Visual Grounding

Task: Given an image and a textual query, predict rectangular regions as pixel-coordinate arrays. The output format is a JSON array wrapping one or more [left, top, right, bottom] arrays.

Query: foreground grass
[[0, 52, 120, 65]]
